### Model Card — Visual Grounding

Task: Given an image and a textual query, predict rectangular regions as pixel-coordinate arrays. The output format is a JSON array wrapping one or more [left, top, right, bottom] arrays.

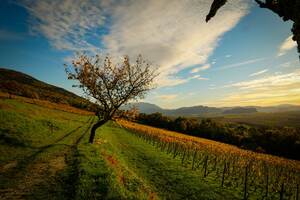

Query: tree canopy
[[65, 54, 157, 143], [206, 0, 300, 57]]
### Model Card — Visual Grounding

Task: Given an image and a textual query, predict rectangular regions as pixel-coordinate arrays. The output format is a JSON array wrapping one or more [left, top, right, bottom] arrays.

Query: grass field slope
[[0, 97, 94, 199], [0, 68, 91, 109], [1, 97, 299, 199]]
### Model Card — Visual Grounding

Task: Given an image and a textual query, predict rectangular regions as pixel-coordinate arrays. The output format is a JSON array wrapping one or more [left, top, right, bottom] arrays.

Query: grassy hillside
[[0, 68, 91, 110], [1, 98, 299, 199], [0, 98, 238, 199], [0, 98, 94, 199]]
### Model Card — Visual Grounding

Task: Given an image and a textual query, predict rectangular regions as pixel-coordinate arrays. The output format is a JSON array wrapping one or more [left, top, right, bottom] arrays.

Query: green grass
[[0, 98, 89, 164], [77, 121, 242, 200], [0, 98, 93, 199], [0, 98, 261, 199]]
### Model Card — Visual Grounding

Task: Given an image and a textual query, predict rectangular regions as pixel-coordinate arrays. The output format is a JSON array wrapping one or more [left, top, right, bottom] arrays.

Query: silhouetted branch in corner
[[206, 0, 300, 57]]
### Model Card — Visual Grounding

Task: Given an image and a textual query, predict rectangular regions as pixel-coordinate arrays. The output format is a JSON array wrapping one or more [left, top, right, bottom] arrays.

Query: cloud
[[216, 57, 265, 70], [158, 73, 209, 87], [198, 77, 209, 80], [230, 70, 300, 90], [280, 61, 292, 68], [225, 54, 232, 58], [278, 35, 297, 56], [279, 60, 298, 68], [249, 69, 268, 77], [219, 87, 300, 106], [21, 0, 250, 87], [20, 0, 106, 51], [190, 64, 211, 74], [191, 75, 201, 79], [189, 74, 209, 81], [188, 92, 197, 96], [217, 70, 300, 106], [158, 94, 178, 100], [102, 0, 250, 87], [0, 29, 23, 40], [191, 74, 209, 80]]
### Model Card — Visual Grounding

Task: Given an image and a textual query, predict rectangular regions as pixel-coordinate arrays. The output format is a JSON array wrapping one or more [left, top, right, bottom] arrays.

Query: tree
[[206, 0, 300, 57], [65, 54, 157, 143]]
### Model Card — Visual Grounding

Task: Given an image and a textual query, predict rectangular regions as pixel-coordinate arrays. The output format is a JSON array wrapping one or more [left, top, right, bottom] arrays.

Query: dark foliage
[[206, 0, 300, 57], [136, 112, 300, 160]]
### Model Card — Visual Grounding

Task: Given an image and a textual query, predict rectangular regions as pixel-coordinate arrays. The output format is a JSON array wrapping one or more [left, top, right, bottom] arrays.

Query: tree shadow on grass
[[0, 117, 94, 191], [0, 128, 29, 148]]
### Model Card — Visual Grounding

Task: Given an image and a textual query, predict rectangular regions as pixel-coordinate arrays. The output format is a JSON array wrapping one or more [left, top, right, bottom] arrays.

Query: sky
[[0, 0, 299, 109]]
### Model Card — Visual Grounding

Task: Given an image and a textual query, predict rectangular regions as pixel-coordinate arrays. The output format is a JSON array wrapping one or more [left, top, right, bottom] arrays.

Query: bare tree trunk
[[89, 119, 108, 144]]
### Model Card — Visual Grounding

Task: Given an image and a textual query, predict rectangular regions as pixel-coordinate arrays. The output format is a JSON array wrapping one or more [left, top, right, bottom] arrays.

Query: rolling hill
[[222, 107, 257, 114], [0, 69, 299, 199], [1, 98, 299, 199], [125, 102, 300, 117], [122, 102, 164, 114], [1, 68, 300, 117], [123, 102, 223, 116], [0, 68, 91, 110]]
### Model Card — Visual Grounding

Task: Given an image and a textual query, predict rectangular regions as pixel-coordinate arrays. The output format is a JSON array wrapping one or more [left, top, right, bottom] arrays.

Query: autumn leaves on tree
[[65, 54, 157, 143]]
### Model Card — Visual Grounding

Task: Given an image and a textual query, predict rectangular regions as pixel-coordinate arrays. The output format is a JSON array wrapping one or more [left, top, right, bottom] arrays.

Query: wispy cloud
[[190, 64, 210, 74], [20, 0, 106, 51], [280, 61, 292, 68], [191, 74, 209, 80], [230, 70, 300, 90], [217, 70, 300, 106], [158, 94, 178, 100], [216, 57, 265, 71], [101, 0, 250, 87], [279, 60, 299, 68], [21, 0, 250, 87], [249, 69, 268, 77], [197, 77, 209, 80], [278, 35, 297, 56]]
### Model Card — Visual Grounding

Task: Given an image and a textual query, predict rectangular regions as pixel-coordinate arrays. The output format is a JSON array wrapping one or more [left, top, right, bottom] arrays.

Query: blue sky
[[0, 0, 299, 108]]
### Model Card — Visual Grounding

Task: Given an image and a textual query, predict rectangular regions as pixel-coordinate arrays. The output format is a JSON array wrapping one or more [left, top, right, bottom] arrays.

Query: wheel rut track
[[63, 117, 95, 200], [0, 117, 93, 176], [0, 116, 95, 200]]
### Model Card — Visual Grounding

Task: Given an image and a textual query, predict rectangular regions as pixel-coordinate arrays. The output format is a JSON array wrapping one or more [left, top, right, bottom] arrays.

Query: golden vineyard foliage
[[118, 119, 300, 200], [118, 120, 300, 169]]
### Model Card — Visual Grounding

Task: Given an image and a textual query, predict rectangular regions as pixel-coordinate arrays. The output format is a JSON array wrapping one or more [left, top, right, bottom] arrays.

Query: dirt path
[[0, 117, 94, 200]]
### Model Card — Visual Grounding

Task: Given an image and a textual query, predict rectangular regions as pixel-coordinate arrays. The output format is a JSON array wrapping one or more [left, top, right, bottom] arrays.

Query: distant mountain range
[[1, 68, 300, 116], [123, 102, 300, 116]]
